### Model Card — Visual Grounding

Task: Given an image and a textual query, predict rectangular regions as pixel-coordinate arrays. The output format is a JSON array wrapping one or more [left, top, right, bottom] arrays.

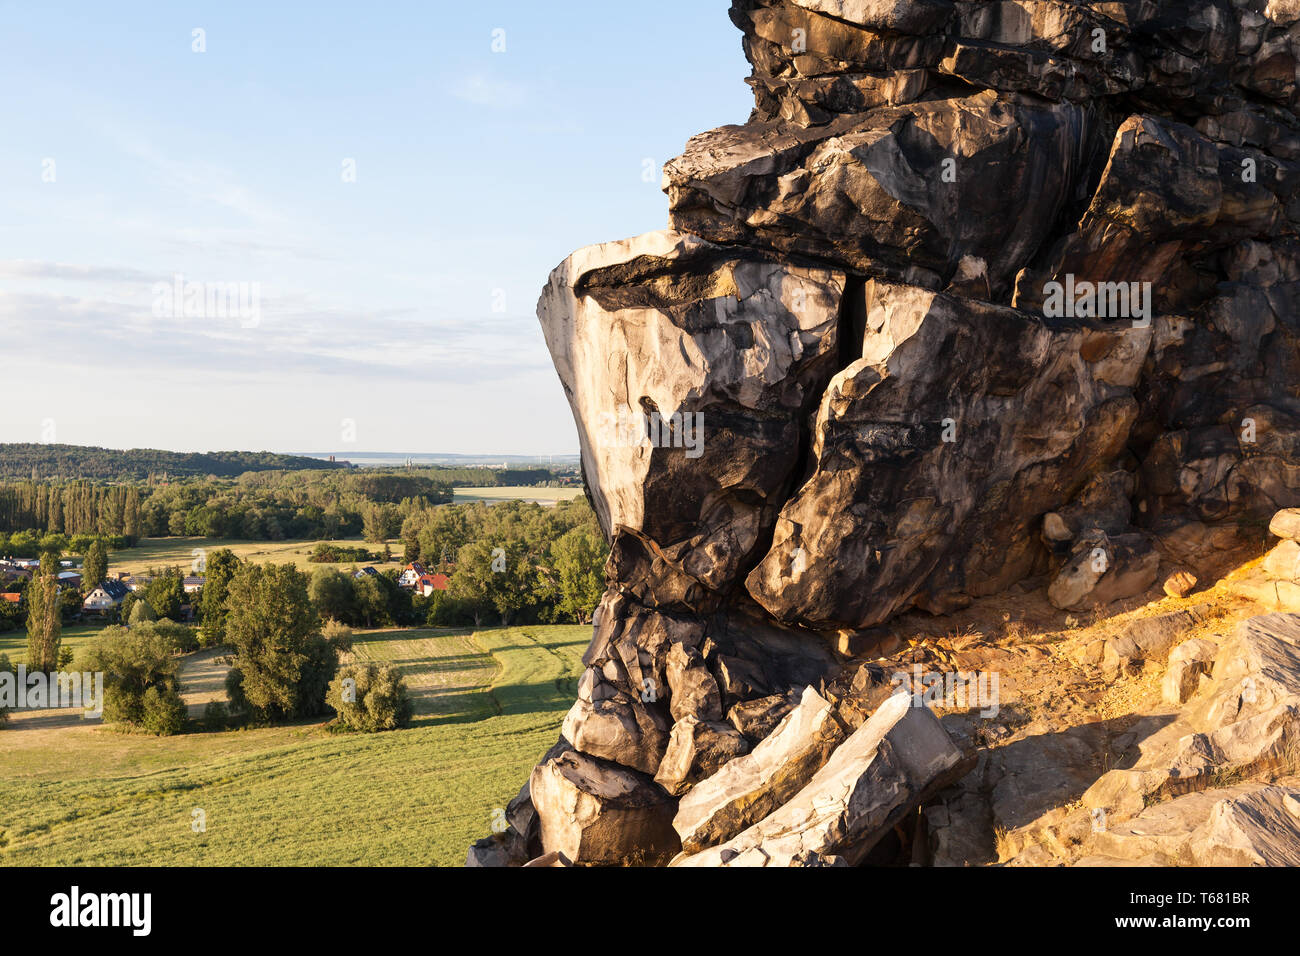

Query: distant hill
[[0, 443, 349, 481]]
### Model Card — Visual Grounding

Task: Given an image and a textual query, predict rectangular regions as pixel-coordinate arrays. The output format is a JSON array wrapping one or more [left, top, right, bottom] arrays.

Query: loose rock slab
[[673, 692, 965, 866], [673, 686, 845, 853]]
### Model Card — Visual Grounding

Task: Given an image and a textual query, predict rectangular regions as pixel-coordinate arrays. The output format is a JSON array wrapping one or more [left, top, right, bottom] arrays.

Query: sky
[[0, 1, 751, 456]]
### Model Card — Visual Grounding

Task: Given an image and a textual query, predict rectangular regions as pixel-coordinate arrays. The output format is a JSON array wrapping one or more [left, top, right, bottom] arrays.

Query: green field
[[0, 624, 590, 866], [0, 623, 106, 662], [452, 486, 584, 503], [103, 536, 406, 577]]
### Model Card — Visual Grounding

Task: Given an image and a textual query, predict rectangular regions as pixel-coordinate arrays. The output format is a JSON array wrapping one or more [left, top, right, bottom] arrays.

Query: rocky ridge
[[467, 0, 1300, 867]]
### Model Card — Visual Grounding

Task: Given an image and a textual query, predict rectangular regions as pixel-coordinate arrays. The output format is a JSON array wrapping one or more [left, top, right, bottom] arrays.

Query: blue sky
[[0, 1, 750, 455]]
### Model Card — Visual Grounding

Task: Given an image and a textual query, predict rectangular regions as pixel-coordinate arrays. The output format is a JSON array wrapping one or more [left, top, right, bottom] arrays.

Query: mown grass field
[[0, 623, 106, 662], [103, 536, 406, 576], [452, 486, 584, 503], [0, 624, 590, 866]]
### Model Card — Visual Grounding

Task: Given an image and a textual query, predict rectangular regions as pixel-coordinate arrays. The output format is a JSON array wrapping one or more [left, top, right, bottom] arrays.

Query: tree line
[[0, 443, 348, 480]]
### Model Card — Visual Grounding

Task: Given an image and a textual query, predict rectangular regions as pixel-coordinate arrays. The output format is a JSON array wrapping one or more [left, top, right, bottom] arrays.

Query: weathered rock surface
[[1101, 606, 1213, 679], [1085, 614, 1300, 820], [655, 716, 751, 796], [1047, 530, 1160, 611], [747, 280, 1150, 629], [666, 92, 1093, 296], [673, 686, 845, 853], [1162, 637, 1219, 705], [673, 692, 966, 866], [530, 749, 681, 866], [473, 0, 1300, 866], [538, 230, 844, 614], [1085, 779, 1300, 866]]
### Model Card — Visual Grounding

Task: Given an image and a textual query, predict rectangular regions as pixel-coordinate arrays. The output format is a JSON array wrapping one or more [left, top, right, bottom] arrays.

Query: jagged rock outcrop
[[673, 685, 845, 853], [672, 692, 965, 866], [468, 0, 1300, 866], [1084, 613, 1300, 820]]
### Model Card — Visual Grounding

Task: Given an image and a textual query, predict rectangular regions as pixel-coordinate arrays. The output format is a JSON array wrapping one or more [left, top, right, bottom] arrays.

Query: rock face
[[530, 749, 681, 866], [673, 686, 845, 853], [1085, 614, 1300, 820], [469, 0, 1300, 866], [673, 692, 965, 866]]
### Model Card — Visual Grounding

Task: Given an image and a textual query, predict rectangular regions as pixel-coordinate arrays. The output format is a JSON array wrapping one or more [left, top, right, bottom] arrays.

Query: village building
[[83, 580, 131, 612]]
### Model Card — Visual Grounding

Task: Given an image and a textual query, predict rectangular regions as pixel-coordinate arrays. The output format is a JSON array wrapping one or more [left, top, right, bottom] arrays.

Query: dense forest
[[0, 443, 348, 480]]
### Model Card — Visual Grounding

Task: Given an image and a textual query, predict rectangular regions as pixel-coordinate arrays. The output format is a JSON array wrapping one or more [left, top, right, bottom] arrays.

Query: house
[[1, 593, 21, 607], [417, 573, 449, 597], [57, 571, 83, 589], [353, 566, 380, 580], [83, 580, 131, 612], [183, 576, 204, 594], [398, 563, 428, 588]]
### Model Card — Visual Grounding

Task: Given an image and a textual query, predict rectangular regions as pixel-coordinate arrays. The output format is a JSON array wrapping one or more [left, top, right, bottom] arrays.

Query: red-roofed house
[[416, 573, 450, 597]]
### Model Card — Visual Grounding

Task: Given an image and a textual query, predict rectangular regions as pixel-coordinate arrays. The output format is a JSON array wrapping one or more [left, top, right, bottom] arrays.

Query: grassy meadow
[[103, 536, 406, 576], [452, 486, 584, 503], [0, 624, 591, 866]]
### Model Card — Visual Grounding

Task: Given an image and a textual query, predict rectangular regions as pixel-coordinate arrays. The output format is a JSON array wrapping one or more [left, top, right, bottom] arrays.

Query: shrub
[[202, 700, 229, 732], [141, 685, 187, 736], [127, 599, 157, 625], [326, 664, 413, 732]]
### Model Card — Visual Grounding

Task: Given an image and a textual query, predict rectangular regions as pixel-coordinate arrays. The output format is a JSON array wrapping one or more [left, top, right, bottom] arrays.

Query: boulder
[[1162, 637, 1219, 705], [673, 691, 966, 866], [1163, 569, 1198, 598], [665, 642, 723, 722], [673, 686, 845, 853], [1270, 508, 1300, 541], [1264, 539, 1300, 583], [530, 750, 681, 866], [1047, 530, 1160, 611], [465, 828, 529, 868], [727, 691, 799, 742], [654, 716, 751, 796], [1085, 614, 1300, 820], [561, 693, 670, 777], [1101, 606, 1213, 679]]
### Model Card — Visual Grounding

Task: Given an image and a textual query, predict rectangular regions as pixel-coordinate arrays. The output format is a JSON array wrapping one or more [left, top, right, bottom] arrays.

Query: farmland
[[101, 536, 406, 576], [0, 624, 590, 866], [452, 486, 584, 504]]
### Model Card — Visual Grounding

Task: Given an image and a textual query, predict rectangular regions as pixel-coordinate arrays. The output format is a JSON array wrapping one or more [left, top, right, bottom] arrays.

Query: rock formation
[[469, 0, 1300, 866]]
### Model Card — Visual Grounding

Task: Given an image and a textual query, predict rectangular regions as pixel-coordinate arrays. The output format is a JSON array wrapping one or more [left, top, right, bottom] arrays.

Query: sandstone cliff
[[469, 0, 1300, 867]]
